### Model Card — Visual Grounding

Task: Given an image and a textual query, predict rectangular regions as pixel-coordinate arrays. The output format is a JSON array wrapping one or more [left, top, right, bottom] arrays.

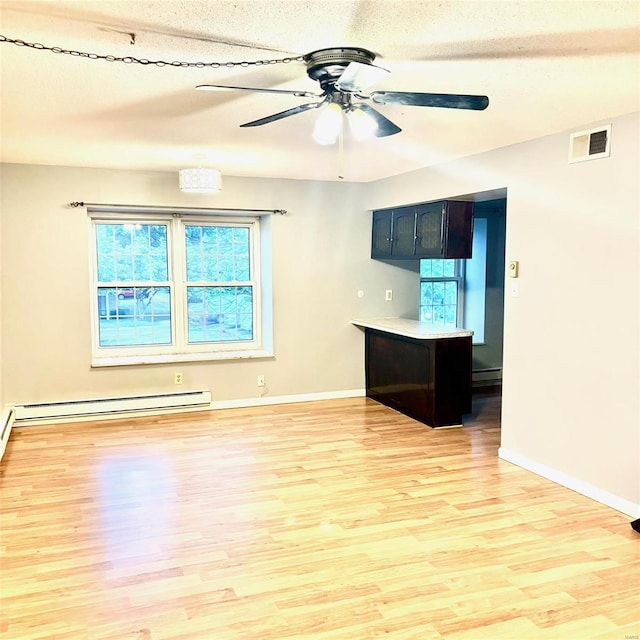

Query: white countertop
[[351, 317, 473, 340]]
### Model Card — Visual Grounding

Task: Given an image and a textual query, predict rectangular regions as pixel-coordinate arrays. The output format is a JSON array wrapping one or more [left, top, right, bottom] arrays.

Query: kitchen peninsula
[[352, 318, 473, 428]]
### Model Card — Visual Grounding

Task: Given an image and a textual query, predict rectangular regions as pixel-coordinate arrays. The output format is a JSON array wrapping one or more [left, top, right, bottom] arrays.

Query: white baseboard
[[499, 447, 640, 519], [211, 388, 366, 410], [11, 389, 367, 427], [1, 404, 16, 461]]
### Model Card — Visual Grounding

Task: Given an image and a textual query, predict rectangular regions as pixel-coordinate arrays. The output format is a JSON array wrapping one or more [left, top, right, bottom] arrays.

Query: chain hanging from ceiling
[[0, 34, 304, 68]]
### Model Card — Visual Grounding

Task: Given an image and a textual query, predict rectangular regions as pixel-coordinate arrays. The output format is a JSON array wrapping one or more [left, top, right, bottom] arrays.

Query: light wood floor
[[1, 392, 638, 640]]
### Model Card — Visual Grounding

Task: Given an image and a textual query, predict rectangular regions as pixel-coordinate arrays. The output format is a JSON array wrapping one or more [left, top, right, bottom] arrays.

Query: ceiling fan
[[196, 47, 489, 144]]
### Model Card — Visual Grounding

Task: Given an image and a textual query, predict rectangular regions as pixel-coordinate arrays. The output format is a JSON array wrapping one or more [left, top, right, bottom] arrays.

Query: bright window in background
[[95, 222, 172, 347], [419, 217, 488, 343], [184, 224, 254, 344], [90, 212, 263, 364], [419, 259, 463, 326]]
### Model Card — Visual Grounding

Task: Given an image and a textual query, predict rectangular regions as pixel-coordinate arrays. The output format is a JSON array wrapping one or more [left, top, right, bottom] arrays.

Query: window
[[89, 210, 269, 365], [419, 217, 488, 343], [419, 259, 463, 326]]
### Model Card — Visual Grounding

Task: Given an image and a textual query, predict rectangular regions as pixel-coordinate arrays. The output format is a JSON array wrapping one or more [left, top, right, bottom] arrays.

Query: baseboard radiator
[[1, 405, 16, 460], [13, 390, 212, 424], [472, 367, 502, 387]]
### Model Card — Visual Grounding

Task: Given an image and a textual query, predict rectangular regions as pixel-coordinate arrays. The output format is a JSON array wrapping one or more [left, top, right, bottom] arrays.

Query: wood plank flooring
[[1, 392, 638, 639]]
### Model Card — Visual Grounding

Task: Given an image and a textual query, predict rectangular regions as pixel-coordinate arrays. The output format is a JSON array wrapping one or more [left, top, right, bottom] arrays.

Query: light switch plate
[[508, 261, 519, 278]]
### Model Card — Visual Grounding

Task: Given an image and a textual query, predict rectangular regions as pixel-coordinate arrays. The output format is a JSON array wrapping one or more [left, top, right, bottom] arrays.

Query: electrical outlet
[[174, 372, 183, 385], [385, 289, 393, 301], [257, 375, 265, 387]]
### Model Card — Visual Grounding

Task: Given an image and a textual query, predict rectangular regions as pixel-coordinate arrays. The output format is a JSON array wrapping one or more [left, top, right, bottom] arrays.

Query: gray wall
[[1, 111, 638, 514], [0, 165, 417, 406], [472, 198, 506, 373], [366, 112, 639, 510]]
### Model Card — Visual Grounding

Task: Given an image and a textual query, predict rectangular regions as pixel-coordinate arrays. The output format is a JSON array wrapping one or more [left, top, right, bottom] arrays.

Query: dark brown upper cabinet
[[371, 200, 474, 260]]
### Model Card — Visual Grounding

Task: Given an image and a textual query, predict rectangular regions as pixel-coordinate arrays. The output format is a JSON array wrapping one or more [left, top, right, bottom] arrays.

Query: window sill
[[91, 349, 275, 368]]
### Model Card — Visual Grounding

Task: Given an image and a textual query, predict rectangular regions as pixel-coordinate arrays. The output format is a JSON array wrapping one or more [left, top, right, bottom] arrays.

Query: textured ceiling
[[1, 0, 638, 182]]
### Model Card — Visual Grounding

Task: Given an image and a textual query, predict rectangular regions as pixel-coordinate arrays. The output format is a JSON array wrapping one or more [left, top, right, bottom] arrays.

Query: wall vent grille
[[569, 124, 611, 163]]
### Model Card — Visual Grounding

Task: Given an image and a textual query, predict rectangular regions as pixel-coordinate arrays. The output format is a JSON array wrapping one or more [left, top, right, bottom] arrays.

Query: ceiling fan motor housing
[[303, 47, 376, 89], [201, 45, 487, 135]]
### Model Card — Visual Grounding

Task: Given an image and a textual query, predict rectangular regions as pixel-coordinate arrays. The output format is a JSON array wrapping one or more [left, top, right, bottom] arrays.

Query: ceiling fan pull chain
[[0, 34, 304, 69]]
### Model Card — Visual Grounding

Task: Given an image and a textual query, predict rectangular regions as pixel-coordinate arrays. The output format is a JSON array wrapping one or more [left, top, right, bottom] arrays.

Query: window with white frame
[[419, 217, 488, 344], [419, 259, 464, 326], [89, 209, 267, 365]]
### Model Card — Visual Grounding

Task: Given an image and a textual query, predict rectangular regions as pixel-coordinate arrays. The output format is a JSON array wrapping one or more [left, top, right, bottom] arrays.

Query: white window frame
[[88, 209, 269, 367], [418, 218, 489, 345], [419, 259, 465, 327]]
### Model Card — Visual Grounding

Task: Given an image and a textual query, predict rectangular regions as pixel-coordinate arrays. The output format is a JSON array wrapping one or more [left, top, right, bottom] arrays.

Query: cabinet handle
[[440, 212, 445, 252]]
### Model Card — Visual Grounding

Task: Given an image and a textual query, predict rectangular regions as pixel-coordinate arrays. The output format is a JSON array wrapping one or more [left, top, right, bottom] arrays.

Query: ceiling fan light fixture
[[312, 103, 343, 145], [179, 168, 222, 193], [348, 106, 379, 141]]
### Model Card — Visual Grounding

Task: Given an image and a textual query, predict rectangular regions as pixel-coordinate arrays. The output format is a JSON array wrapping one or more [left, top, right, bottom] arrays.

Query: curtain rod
[[67, 202, 287, 215]]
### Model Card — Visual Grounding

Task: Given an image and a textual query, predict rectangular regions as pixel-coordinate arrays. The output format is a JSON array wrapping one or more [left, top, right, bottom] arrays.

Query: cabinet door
[[371, 210, 393, 258], [444, 201, 474, 258], [365, 329, 434, 426], [372, 200, 474, 261], [391, 207, 417, 256], [415, 202, 445, 258]]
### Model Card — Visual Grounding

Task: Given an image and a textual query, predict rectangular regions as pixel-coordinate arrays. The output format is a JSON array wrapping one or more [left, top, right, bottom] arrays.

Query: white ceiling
[[1, 0, 638, 182]]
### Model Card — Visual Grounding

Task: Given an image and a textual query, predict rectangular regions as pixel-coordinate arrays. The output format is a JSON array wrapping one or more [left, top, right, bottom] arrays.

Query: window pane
[[421, 258, 456, 278], [444, 305, 457, 325], [444, 281, 458, 305], [431, 259, 444, 277], [420, 282, 433, 306], [420, 305, 433, 322], [133, 255, 152, 281], [420, 275, 458, 327], [234, 235, 250, 280], [96, 223, 168, 283], [432, 305, 445, 324], [185, 225, 251, 283], [218, 227, 233, 253], [97, 287, 171, 347], [218, 257, 234, 281], [432, 282, 445, 305], [443, 259, 456, 277], [187, 286, 253, 343], [115, 256, 133, 282]]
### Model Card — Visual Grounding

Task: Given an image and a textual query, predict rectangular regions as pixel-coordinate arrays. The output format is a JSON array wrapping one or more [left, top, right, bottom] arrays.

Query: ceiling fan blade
[[405, 27, 639, 61], [197, 84, 320, 98], [336, 61, 390, 92], [356, 104, 402, 138], [369, 91, 489, 110], [240, 101, 323, 127]]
